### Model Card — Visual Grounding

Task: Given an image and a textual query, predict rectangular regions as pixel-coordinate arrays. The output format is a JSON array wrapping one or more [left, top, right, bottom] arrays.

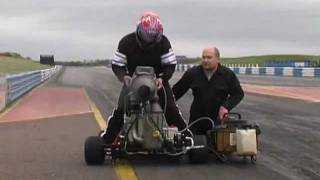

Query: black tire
[[84, 136, 105, 165], [188, 135, 209, 164]]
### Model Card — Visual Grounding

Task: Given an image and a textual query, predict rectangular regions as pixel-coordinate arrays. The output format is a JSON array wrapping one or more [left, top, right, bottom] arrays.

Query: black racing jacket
[[111, 32, 177, 83], [172, 64, 244, 122]]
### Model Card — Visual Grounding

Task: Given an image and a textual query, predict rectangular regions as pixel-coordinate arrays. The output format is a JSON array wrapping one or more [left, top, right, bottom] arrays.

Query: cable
[[160, 85, 167, 115], [160, 85, 194, 137], [160, 84, 213, 137], [178, 117, 215, 134]]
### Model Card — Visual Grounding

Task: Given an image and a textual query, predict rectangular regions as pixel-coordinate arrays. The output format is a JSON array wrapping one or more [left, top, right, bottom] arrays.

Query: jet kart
[[84, 66, 209, 165]]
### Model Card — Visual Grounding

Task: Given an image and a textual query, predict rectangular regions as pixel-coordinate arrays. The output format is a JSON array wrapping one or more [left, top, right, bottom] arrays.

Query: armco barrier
[[0, 76, 7, 112], [233, 67, 239, 74], [283, 67, 293, 76], [259, 67, 266, 75], [302, 68, 315, 77], [239, 67, 246, 74], [176, 64, 320, 78], [5, 66, 62, 105], [293, 68, 303, 77], [7, 71, 42, 102], [275, 67, 283, 76], [266, 67, 275, 75], [251, 67, 259, 75], [315, 69, 320, 77], [245, 68, 252, 75]]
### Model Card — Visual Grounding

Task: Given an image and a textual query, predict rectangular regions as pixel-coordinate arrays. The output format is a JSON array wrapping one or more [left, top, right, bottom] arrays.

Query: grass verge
[[0, 56, 50, 75], [184, 54, 320, 65]]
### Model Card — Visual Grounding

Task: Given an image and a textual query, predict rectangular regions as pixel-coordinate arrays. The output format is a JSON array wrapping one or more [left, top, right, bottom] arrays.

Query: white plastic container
[[236, 129, 257, 155]]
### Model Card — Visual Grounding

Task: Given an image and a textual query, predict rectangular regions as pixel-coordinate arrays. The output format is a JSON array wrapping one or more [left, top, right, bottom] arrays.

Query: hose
[[161, 84, 214, 136], [178, 117, 215, 134], [160, 85, 167, 114]]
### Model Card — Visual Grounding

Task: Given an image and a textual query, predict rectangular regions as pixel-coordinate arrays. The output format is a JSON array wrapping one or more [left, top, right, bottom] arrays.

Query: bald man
[[172, 47, 244, 135]]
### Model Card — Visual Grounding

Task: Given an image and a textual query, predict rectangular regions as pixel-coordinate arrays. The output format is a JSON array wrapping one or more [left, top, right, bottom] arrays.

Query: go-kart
[[84, 66, 209, 165], [84, 66, 261, 165]]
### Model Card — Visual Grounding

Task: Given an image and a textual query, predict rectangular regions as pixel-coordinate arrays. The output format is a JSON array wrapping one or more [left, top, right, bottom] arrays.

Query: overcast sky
[[0, 0, 319, 61]]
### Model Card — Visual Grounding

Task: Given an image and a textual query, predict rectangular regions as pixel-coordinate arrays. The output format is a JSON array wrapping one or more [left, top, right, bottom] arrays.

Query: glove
[[155, 78, 163, 90], [123, 75, 132, 87]]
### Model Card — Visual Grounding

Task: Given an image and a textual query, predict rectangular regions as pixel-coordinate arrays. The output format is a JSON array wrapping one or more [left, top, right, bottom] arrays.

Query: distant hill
[[0, 52, 19, 57], [0, 53, 49, 75], [182, 54, 320, 66]]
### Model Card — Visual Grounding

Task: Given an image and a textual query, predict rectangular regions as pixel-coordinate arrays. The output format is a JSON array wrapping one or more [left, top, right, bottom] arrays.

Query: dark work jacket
[[172, 64, 244, 130]]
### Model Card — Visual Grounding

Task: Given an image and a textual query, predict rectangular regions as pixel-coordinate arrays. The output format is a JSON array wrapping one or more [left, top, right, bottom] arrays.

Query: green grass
[[0, 56, 50, 75], [183, 54, 320, 65]]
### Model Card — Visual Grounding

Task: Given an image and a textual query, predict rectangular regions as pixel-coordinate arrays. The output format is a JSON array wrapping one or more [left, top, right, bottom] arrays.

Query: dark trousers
[[101, 83, 187, 143]]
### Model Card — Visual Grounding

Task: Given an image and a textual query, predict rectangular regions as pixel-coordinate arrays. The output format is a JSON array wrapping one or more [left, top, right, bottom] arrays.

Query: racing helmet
[[136, 12, 163, 49]]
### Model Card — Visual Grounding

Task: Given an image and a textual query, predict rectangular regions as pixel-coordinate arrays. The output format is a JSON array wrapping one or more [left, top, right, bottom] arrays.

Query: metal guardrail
[[5, 65, 62, 106], [176, 64, 320, 78], [7, 71, 42, 102], [0, 76, 6, 112]]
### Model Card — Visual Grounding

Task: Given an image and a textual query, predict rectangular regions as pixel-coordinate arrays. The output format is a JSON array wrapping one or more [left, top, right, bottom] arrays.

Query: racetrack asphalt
[[0, 114, 118, 180], [0, 66, 319, 180]]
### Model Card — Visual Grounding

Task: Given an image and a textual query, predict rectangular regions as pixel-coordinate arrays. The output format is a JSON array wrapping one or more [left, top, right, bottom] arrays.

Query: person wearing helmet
[[100, 12, 189, 144]]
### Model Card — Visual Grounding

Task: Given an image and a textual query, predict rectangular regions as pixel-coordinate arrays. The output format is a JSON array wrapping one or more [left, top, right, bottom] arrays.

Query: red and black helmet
[[136, 12, 163, 48]]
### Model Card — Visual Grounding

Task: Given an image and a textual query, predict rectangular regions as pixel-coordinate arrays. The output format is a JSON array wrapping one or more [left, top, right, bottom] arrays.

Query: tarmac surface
[[0, 66, 319, 180]]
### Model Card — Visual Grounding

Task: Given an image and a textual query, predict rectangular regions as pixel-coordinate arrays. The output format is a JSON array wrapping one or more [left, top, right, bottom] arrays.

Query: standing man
[[172, 47, 244, 135], [100, 12, 188, 144]]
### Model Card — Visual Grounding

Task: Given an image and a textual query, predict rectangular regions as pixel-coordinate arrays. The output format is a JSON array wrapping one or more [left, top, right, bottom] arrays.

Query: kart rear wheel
[[188, 135, 209, 164], [84, 136, 105, 165]]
